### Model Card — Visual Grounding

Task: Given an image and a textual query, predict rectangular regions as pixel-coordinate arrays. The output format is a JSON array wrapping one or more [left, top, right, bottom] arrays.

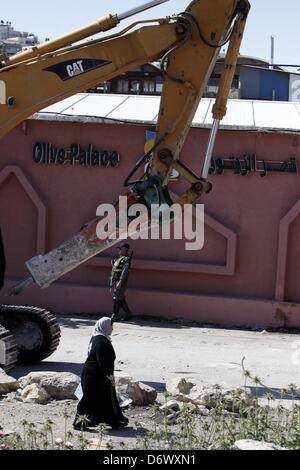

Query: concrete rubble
[[116, 376, 157, 406], [166, 377, 254, 413], [0, 368, 19, 395], [157, 397, 210, 425], [159, 400, 181, 414], [18, 372, 80, 400], [20, 383, 50, 404], [166, 377, 194, 396]]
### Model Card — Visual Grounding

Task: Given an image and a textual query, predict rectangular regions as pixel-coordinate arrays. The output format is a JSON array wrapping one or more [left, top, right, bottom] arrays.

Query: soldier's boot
[[120, 299, 133, 321], [111, 300, 122, 323]]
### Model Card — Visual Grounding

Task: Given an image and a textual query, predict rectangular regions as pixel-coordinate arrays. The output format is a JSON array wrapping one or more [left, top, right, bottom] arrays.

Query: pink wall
[[1, 118, 300, 328]]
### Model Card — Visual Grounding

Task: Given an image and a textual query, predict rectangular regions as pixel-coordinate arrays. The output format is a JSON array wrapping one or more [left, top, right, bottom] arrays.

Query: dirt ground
[[0, 394, 166, 450]]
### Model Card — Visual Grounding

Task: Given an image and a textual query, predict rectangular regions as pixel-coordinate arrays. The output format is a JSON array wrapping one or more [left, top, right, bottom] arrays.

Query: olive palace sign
[[33, 142, 120, 167], [32, 141, 297, 177], [209, 154, 297, 177]]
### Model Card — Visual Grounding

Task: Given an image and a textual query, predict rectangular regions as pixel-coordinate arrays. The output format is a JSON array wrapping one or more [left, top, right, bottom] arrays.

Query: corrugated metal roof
[[33, 93, 300, 134]]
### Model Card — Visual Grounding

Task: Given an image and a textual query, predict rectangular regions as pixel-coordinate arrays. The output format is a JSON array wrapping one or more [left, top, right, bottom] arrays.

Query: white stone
[[116, 377, 157, 406], [126, 382, 157, 406], [164, 381, 254, 412], [187, 385, 253, 410], [166, 377, 195, 396], [0, 369, 19, 394], [21, 383, 50, 404], [159, 400, 181, 413], [64, 441, 74, 449], [18, 372, 80, 399], [234, 440, 287, 451], [165, 384, 207, 405], [187, 385, 210, 405]]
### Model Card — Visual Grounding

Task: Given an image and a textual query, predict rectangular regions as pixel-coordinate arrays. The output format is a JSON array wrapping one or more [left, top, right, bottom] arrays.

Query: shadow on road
[[57, 316, 96, 330], [107, 425, 148, 439], [55, 314, 300, 334], [11, 362, 83, 379], [247, 386, 300, 402], [142, 381, 166, 392], [56, 314, 200, 331], [76, 425, 148, 439]]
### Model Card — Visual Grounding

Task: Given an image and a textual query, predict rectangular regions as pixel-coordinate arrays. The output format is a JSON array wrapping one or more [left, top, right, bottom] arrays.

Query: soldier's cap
[[117, 243, 130, 250]]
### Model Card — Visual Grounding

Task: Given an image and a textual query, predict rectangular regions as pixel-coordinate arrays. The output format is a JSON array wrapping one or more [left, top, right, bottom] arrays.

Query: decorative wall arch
[[0, 165, 46, 254], [275, 199, 300, 302]]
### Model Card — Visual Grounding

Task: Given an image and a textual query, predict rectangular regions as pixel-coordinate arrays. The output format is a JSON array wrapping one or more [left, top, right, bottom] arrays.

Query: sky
[[1, 1, 300, 68]]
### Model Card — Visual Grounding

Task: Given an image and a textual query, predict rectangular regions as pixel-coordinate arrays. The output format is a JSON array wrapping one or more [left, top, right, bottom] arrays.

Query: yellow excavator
[[0, 0, 250, 370]]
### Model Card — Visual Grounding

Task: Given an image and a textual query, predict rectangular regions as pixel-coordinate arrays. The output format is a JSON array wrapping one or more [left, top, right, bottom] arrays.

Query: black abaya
[[74, 334, 127, 428]]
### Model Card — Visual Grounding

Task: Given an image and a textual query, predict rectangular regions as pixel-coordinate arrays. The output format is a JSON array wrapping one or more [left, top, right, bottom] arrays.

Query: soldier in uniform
[[110, 243, 133, 323]]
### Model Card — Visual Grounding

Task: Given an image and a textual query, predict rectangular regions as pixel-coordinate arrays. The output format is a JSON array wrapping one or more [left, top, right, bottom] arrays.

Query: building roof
[[33, 93, 300, 134]]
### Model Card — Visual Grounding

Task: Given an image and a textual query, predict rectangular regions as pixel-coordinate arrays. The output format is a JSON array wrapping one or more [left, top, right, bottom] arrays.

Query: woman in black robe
[[73, 317, 128, 430]]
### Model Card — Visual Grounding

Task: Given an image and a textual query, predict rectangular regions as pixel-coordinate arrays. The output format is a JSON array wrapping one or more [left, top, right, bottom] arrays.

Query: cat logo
[[66, 60, 85, 78], [44, 58, 112, 81]]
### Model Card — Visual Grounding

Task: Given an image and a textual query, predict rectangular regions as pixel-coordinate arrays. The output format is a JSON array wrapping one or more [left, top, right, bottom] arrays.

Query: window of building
[[130, 80, 142, 94], [117, 79, 129, 94], [143, 80, 156, 94]]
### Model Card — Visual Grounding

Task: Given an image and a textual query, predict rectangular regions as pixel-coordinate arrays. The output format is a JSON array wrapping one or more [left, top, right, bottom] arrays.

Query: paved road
[[13, 316, 300, 396]]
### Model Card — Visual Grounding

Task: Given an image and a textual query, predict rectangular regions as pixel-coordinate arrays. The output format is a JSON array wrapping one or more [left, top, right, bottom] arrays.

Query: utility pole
[[270, 35, 275, 69]]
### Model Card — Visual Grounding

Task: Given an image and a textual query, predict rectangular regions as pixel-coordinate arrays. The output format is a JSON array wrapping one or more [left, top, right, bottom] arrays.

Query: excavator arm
[[0, 0, 250, 295]]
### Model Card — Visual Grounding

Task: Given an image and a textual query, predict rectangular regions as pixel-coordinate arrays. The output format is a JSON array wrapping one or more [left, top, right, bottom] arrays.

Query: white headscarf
[[88, 317, 112, 354]]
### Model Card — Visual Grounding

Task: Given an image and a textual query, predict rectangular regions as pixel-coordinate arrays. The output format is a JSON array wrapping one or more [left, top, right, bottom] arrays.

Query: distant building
[[206, 54, 271, 99], [88, 54, 300, 103], [240, 66, 289, 101], [0, 20, 39, 56], [88, 63, 163, 96]]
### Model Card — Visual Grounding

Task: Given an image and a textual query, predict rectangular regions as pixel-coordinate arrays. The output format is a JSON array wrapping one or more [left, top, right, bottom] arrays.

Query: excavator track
[[0, 305, 61, 365], [0, 324, 18, 372]]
